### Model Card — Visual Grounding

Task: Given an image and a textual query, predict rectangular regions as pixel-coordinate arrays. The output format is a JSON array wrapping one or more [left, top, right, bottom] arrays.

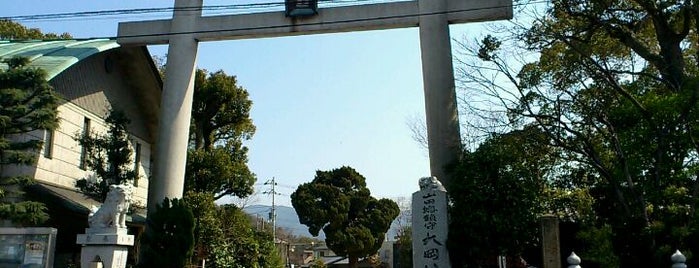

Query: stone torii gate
[[117, 0, 511, 212]]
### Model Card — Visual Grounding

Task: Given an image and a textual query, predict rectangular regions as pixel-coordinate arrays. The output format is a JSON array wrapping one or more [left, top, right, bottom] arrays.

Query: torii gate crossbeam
[[117, 0, 512, 225], [118, 0, 511, 44]]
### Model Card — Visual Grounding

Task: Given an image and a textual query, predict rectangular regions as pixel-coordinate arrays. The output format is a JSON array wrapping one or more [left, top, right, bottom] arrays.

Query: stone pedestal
[[76, 227, 134, 268], [412, 177, 451, 268]]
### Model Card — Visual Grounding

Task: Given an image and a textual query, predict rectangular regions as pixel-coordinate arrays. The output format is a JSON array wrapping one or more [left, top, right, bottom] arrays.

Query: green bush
[[138, 198, 195, 268]]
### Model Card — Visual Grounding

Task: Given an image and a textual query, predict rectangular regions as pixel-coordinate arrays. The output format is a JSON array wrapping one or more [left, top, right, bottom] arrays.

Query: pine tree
[[291, 166, 400, 268], [75, 110, 137, 201], [0, 57, 59, 225]]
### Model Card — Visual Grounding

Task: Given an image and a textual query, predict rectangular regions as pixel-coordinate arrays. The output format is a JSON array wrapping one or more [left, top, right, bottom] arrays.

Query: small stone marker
[[412, 176, 450, 268]]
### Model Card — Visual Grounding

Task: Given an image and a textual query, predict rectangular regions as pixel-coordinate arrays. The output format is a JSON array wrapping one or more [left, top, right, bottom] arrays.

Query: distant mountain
[[242, 205, 410, 241], [243, 205, 325, 239]]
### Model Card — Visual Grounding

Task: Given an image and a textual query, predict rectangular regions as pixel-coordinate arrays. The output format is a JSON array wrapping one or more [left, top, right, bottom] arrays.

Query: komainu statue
[[88, 184, 132, 229], [418, 176, 446, 192]]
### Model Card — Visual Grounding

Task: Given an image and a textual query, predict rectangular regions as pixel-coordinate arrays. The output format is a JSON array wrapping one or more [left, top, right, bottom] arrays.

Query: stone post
[[541, 215, 561, 268], [412, 177, 450, 268], [567, 252, 581, 268], [671, 250, 686, 268]]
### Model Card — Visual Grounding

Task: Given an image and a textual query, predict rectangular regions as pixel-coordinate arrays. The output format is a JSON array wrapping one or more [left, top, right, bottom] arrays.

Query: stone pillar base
[[77, 228, 134, 268]]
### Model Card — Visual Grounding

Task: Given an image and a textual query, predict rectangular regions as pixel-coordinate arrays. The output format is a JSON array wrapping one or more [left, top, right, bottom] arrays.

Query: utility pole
[[263, 177, 281, 243]]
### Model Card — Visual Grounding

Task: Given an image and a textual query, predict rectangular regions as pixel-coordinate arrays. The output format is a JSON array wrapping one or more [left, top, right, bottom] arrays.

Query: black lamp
[[285, 0, 318, 17]]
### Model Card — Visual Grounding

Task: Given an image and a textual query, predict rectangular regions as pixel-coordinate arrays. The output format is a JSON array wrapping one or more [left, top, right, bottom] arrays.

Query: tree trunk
[[194, 122, 204, 150], [348, 255, 359, 268]]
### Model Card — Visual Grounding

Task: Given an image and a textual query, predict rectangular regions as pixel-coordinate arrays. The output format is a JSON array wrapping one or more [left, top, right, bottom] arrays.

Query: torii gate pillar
[[418, 0, 461, 184], [147, 0, 202, 212], [120, 0, 512, 213]]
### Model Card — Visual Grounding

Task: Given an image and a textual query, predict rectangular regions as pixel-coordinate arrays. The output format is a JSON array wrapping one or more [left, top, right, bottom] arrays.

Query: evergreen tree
[[457, 0, 699, 266], [183, 192, 223, 266], [291, 166, 399, 268], [182, 69, 257, 266], [75, 110, 137, 201], [308, 258, 327, 268], [0, 57, 59, 225], [0, 19, 71, 40], [394, 226, 412, 268], [186, 69, 256, 201], [139, 198, 195, 268], [447, 126, 553, 266], [186, 198, 283, 268], [152, 60, 262, 267]]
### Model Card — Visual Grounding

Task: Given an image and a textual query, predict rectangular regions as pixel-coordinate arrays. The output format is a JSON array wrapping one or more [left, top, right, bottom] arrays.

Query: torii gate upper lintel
[[117, 0, 511, 44], [117, 0, 512, 213]]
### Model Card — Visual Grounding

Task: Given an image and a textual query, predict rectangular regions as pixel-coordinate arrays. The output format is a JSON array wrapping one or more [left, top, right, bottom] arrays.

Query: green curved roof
[[0, 39, 119, 80]]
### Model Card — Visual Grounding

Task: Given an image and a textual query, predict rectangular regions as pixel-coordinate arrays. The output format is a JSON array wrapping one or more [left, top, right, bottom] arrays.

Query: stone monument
[[540, 215, 561, 268], [76, 185, 135, 268], [412, 176, 450, 268]]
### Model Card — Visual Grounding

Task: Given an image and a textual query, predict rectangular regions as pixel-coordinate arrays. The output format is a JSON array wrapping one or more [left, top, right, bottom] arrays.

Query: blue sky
[[4, 0, 495, 207]]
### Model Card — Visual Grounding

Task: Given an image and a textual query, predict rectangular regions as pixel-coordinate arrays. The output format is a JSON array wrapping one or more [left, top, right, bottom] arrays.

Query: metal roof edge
[[45, 39, 120, 80], [0, 39, 121, 80]]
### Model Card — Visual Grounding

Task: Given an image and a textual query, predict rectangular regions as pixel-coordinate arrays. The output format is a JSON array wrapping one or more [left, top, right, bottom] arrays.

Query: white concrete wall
[[36, 102, 151, 205], [4, 102, 151, 206]]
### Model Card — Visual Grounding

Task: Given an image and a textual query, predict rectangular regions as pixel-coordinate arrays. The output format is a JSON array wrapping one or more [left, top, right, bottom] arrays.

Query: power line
[[1, 0, 408, 22], [89, 1, 545, 41], [2, 4, 276, 21], [0, 0, 548, 39], [276, 184, 297, 189], [0, 1, 550, 43]]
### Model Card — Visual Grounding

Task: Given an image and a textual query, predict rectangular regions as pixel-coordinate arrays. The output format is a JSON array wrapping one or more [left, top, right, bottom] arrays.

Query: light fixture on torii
[[285, 0, 318, 17]]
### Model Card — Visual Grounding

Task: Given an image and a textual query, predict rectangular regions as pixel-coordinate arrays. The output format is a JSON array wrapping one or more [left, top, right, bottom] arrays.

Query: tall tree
[[185, 140, 254, 200], [458, 0, 699, 266], [178, 68, 258, 266], [185, 69, 255, 200], [75, 110, 137, 201], [191, 69, 255, 150], [291, 166, 399, 268], [447, 126, 553, 267], [0, 19, 71, 40], [0, 57, 59, 225]]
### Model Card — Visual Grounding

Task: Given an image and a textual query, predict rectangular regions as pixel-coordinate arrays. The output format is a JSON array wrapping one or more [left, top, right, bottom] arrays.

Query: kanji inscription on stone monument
[[412, 177, 450, 267]]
